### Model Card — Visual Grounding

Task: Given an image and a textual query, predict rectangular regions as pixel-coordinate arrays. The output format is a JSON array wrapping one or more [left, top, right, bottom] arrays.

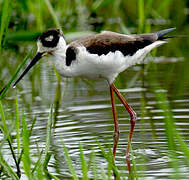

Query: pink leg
[[111, 84, 137, 171], [110, 85, 120, 159]]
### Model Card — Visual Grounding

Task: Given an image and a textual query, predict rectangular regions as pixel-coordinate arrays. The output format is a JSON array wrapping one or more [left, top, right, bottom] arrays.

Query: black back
[[65, 31, 158, 66], [65, 28, 175, 66]]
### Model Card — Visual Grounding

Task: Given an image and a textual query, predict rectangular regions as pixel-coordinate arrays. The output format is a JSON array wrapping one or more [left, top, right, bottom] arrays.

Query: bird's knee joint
[[131, 112, 137, 121], [113, 130, 120, 141]]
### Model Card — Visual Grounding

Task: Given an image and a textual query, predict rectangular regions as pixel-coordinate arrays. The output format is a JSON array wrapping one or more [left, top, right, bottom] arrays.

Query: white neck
[[53, 36, 67, 55], [52, 37, 75, 77]]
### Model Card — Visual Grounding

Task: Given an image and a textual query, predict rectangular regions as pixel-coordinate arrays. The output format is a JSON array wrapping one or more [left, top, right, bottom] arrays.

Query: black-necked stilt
[[12, 27, 175, 168]]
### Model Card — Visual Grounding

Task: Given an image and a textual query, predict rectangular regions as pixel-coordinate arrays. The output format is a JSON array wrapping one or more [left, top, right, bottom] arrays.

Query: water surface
[[1, 45, 189, 179]]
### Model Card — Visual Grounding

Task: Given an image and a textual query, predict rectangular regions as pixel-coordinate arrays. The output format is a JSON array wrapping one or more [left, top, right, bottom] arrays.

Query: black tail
[[156, 28, 176, 40]]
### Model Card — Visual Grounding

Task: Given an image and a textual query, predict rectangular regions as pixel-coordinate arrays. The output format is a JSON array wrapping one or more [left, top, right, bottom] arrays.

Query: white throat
[[51, 37, 76, 77], [53, 36, 67, 55]]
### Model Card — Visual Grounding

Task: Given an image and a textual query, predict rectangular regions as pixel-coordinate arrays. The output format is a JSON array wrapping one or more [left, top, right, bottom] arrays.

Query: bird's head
[[13, 29, 66, 87], [37, 29, 65, 54]]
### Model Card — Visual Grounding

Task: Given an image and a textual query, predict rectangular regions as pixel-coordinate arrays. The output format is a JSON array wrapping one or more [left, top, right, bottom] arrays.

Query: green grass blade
[[22, 111, 32, 179], [43, 153, 51, 170], [44, 0, 61, 29], [129, 143, 138, 180], [0, 0, 12, 51], [1, 0, 12, 48], [97, 141, 120, 179], [0, 101, 8, 136], [0, 121, 15, 149], [15, 95, 20, 155], [44, 169, 60, 180], [32, 150, 43, 173], [0, 102, 19, 179], [88, 152, 98, 180], [43, 105, 53, 162], [0, 48, 34, 99], [79, 144, 88, 180], [92, 0, 113, 11], [28, 117, 37, 137], [100, 167, 107, 180], [107, 151, 112, 180], [0, 102, 20, 177], [0, 153, 19, 180], [138, 0, 145, 33], [33, 150, 45, 180], [43, 153, 60, 180], [62, 142, 78, 180], [175, 131, 189, 166], [92, 156, 97, 180]]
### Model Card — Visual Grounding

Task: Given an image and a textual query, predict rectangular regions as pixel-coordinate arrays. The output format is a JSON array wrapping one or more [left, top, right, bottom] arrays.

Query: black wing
[[65, 28, 175, 66]]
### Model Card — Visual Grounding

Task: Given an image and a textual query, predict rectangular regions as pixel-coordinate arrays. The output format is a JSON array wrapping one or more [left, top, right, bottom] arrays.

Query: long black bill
[[13, 52, 43, 88]]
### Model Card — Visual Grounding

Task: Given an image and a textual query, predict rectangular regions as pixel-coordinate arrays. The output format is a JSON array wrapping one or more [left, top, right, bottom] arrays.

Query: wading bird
[[12, 28, 175, 169]]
